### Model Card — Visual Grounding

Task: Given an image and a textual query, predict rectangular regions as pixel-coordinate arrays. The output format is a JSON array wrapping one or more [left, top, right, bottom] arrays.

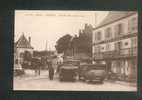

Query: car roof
[[64, 59, 80, 62]]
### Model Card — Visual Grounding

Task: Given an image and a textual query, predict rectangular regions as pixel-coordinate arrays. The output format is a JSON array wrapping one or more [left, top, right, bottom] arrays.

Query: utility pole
[[45, 40, 48, 51]]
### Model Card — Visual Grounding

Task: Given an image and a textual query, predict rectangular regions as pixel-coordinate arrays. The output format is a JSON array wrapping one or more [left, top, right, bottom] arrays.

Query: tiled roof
[[15, 34, 33, 49], [94, 11, 137, 29]]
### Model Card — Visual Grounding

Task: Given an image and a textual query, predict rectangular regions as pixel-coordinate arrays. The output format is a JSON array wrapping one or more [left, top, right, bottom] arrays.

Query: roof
[[15, 34, 33, 49], [94, 11, 137, 30]]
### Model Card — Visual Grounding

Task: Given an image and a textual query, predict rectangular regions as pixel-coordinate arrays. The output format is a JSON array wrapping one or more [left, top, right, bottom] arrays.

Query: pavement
[[105, 79, 137, 87], [13, 69, 137, 91]]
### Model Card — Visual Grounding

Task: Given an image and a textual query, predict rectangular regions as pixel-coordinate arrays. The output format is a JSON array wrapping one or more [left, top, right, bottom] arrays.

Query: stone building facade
[[14, 34, 34, 65], [92, 11, 138, 82]]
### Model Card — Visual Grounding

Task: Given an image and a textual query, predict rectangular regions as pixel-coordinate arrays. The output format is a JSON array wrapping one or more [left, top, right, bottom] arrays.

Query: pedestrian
[[56, 56, 63, 73], [47, 59, 54, 80]]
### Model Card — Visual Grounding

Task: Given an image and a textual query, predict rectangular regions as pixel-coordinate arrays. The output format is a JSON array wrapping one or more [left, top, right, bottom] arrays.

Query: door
[[115, 42, 122, 55]]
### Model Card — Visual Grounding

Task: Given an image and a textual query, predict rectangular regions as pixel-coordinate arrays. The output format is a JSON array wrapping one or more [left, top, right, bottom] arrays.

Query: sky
[[14, 10, 108, 51]]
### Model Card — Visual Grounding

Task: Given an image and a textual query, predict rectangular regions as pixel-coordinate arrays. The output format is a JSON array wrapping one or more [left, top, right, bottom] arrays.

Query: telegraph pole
[[45, 40, 48, 51]]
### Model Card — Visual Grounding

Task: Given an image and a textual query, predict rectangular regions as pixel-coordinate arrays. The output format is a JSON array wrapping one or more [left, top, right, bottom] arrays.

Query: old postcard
[[14, 10, 137, 91]]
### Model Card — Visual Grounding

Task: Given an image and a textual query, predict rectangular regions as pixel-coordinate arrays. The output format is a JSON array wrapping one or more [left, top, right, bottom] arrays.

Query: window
[[115, 23, 124, 37], [15, 59, 18, 64], [20, 53, 24, 58], [106, 44, 111, 51], [115, 41, 122, 50], [128, 17, 138, 33], [125, 42, 128, 46], [131, 37, 137, 47], [105, 27, 112, 39], [101, 46, 104, 50], [94, 46, 97, 53], [95, 46, 101, 53], [95, 31, 102, 41], [118, 23, 123, 34]]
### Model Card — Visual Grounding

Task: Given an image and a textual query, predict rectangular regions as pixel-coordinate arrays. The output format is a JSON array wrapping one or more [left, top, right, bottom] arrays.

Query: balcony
[[93, 32, 137, 45], [93, 47, 137, 60]]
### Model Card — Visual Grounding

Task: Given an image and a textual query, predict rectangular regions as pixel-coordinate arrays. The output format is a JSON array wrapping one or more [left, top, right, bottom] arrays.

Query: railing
[[93, 47, 137, 60], [93, 32, 137, 45]]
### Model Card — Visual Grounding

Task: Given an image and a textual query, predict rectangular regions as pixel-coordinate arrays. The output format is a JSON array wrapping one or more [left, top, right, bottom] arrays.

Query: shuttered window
[[105, 27, 112, 39], [106, 43, 111, 51], [131, 37, 137, 47], [95, 31, 102, 41], [115, 23, 124, 37], [128, 17, 138, 33]]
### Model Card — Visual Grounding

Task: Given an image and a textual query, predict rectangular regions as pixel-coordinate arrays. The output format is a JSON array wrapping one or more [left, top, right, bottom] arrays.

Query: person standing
[[47, 59, 54, 80], [56, 56, 63, 73]]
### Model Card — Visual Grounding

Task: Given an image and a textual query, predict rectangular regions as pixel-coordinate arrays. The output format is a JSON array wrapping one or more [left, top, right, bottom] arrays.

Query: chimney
[[28, 37, 31, 44]]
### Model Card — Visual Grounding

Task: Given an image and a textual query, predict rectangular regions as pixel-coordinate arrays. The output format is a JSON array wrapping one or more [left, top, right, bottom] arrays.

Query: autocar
[[79, 64, 106, 83], [78, 58, 92, 80], [59, 60, 80, 81], [14, 63, 25, 76]]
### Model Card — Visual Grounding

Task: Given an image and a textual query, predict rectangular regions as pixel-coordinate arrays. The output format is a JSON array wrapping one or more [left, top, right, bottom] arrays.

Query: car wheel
[[82, 78, 86, 82], [79, 77, 83, 81]]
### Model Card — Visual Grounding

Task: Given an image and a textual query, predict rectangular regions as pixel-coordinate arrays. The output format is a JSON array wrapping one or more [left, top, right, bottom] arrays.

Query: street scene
[[14, 11, 138, 91]]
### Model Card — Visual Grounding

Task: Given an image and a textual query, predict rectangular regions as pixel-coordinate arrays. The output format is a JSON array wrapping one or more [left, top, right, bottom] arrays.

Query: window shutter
[[114, 25, 118, 37], [128, 19, 132, 33]]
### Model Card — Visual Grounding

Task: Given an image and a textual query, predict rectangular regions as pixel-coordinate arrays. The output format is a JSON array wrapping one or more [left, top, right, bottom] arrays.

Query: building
[[14, 34, 34, 65], [92, 11, 138, 82]]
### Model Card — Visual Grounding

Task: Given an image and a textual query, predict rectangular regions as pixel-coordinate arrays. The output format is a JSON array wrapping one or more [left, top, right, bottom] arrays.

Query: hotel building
[[92, 11, 138, 82]]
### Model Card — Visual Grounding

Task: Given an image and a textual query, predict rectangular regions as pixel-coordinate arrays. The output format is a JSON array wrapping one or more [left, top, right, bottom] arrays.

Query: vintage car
[[59, 60, 80, 81], [79, 64, 106, 83]]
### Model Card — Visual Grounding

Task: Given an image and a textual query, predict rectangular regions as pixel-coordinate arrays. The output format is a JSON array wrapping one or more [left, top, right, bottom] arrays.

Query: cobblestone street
[[13, 70, 137, 91]]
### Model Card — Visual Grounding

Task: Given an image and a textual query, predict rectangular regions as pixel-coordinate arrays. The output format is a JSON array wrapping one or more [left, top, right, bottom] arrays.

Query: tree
[[55, 34, 72, 53]]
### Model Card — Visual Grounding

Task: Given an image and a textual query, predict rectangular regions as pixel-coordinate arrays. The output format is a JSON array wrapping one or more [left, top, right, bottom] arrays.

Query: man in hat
[[47, 58, 54, 80]]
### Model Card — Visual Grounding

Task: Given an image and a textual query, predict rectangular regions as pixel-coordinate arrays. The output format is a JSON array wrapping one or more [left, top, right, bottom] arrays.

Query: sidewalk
[[14, 69, 59, 81], [14, 69, 49, 80], [106, 80, 137, 87]]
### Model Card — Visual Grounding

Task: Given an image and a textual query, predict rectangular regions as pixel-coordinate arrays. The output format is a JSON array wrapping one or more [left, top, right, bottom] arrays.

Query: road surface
[[13, 70, 137, 91]]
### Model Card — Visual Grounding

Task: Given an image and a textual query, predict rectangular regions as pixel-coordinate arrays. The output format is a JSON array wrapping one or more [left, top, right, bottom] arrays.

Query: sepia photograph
[[13, 10, 138, 91]]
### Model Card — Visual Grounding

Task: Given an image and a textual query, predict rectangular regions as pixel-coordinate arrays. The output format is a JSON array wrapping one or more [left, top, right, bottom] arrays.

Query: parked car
[[78, 58, 92, 80], [79, 64, 106, 83], [59, 60, 80, 81], [107, 71, 118, 81]]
